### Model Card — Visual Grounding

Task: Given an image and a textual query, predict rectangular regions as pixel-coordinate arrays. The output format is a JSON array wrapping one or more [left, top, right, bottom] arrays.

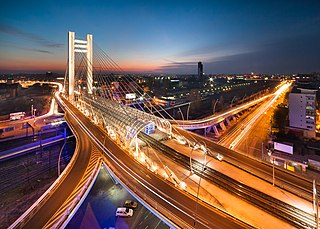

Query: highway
[[60, 96, 250, 228], [68, 165, 168, 228], [217, 97, 269, 148], [174, 94, 270, 129], [176, 127, 320, 201], [15, 109, 96, 228], [139, 132, 316, 228]]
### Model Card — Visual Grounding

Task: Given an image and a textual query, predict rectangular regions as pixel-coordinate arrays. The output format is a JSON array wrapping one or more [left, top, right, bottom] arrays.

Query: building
[[0, 83, 22, 99], [289, 87, 317, 138], [197, 62, 203, 80]]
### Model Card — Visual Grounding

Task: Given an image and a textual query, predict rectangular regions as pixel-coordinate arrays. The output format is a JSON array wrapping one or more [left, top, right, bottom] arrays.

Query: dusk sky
[[1, 0, 319, 74]]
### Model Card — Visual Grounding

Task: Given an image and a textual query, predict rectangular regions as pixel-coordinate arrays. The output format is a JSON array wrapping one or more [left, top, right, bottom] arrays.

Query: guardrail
[[101, 160, 192, 229], [61, 92, 252, 229], [47, 157, 102, 228], [9, 116, 80, 229], [0, 136, 68, 161], [176, 94, 271, 129]]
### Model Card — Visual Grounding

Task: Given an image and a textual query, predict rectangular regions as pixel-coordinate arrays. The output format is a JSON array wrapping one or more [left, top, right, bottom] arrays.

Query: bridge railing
[[101, 160, 194, 229], [176, 94, 272, 128], [48, 158, 102, 228]]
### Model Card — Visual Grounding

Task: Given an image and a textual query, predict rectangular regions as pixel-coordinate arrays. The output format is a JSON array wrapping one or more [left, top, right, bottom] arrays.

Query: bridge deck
[[20, 100, 102, 229]]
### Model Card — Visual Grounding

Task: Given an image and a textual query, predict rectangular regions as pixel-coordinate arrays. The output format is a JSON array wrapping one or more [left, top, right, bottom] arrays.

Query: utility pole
[[194, 153, 207, 229], [272, 157, 275, 186], [313, 180, 319, 229], [213, 99, 219, 114], [261, 141, 264, 160], [178, 108, 185, 121], [268, 150, 275, 186], [186, 102, 191, 121], [58, 141, 67, 177]]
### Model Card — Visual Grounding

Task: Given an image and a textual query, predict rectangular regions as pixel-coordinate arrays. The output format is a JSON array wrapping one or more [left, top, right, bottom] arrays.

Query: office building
[[289, 87, 317, 138], [198, 62, 203, 80]]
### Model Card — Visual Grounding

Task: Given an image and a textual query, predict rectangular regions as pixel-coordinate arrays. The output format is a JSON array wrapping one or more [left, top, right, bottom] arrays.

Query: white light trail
[[229, 82, 291, 150]]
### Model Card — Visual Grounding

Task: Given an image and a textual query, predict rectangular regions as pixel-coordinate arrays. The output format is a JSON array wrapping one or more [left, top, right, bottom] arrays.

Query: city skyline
[[1, 0, 319, 74]]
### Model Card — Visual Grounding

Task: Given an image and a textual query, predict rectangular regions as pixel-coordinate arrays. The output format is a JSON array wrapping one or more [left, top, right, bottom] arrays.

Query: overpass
[[172, 81, 289, 139], [9, 32, 319, 228]]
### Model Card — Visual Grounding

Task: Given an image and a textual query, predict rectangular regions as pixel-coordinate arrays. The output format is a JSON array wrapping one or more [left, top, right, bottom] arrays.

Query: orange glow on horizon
[[0, 59, 159, 73]]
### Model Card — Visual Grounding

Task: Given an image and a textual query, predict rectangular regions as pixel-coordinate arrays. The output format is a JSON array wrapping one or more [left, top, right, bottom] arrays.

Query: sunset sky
[[1, 0, 319, 74]]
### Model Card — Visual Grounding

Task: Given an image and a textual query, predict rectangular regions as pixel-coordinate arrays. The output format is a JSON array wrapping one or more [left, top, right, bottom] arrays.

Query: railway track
[[139, 132, 317, 229]]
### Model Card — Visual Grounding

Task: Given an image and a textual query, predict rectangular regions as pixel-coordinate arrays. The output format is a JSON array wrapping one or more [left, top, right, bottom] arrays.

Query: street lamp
[[230, 96, 236, 107], [58, 141, 67, 177], [313, 180, 319, 229], [186, 102, 191, 121], [253, 135, 264, 160], [194, 151, 208, 228], [189, 140, 207, 175], [178, 108, 185, 121], [268, 150, 275, 186], [213, 99, 219, 114]]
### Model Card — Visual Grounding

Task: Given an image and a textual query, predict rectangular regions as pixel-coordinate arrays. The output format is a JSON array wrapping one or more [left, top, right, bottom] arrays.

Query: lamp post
[[178, 108, 185, 121], [254, 135, 264, 160], [186, 102, 191, 121], [213, 99, 219, 114], [268, 150, 275, 186], [313, 180, 319, 229], [189, 146, 194, 175], [58, 141, 67, 177], [189, 140, 207, 175], [194, 151, 208, 228], [230, 96, 236, 107]]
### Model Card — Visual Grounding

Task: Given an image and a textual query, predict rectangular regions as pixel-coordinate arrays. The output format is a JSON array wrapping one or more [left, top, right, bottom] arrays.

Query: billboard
[[125, 93, 136, 99], [274, 142, 293, 155]]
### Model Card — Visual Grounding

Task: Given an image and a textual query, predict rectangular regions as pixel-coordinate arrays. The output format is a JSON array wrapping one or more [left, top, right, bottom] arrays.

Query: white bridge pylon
[[68, 31, 93, 99], [66, 31, 172, 148]]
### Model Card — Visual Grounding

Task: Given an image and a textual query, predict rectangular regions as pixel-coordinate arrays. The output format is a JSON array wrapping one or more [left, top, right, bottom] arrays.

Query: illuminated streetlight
[[230, 96, 236, 107], [194, 151, 208, 228], [186, 102, 191, 121], [213, 99, 219, 114], [58, 141, 67, 177], [178, 108, 185, 121], [268, 150, 275, 186]]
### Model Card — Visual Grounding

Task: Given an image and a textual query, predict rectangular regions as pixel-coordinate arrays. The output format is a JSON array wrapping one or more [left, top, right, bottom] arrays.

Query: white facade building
[[289, 88, 317, 138]]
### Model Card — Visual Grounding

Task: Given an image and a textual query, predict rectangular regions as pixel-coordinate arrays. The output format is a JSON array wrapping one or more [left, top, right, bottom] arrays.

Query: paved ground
[[136, 129, 318, 228], [68, 166, 169, 229]]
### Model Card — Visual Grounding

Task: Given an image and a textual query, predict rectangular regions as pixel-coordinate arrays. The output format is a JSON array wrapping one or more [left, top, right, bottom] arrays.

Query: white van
[[115, 207, 133, 217]]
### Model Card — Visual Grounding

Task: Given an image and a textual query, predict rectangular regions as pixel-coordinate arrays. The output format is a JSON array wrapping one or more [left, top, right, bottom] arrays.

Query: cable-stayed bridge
[[9, 32, 319, 229]]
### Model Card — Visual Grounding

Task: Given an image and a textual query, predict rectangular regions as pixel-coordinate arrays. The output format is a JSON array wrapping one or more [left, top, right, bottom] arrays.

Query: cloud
[[22, 48, 53, 54], [0, 24, 63, 48], [0, 40, 53, 54], [156, 60, 198, 74]]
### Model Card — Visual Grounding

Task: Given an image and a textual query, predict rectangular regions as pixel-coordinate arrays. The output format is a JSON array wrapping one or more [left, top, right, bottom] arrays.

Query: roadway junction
[[8, 32, 320, 228]]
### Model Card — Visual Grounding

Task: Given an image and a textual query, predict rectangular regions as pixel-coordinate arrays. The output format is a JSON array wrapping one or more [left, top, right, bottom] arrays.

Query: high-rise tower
[[198, 62, 203, 80]]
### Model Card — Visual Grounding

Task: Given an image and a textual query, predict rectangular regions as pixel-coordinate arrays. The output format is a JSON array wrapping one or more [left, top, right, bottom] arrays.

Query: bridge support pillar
[[68, 31, 93, 98], [204, 126, 211, 137], [232, 115, 237, 122], [220, 122, 226, 131], [225, 117, 231, 126], [212, 125, 220, 136]]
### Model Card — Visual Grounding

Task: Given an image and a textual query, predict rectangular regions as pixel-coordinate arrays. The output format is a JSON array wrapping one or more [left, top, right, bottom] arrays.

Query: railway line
[[139, 132, 317, 229]]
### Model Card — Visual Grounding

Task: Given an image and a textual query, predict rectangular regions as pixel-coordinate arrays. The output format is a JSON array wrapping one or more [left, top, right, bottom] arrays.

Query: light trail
[[176, 94, 273, 130], [229, 82, 291, 150]]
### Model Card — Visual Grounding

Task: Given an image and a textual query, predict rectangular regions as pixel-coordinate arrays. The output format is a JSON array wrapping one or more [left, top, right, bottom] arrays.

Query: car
[[123, 200, 138, 209], [115, 207, 133, 217], [216, 153, 224, 161]]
